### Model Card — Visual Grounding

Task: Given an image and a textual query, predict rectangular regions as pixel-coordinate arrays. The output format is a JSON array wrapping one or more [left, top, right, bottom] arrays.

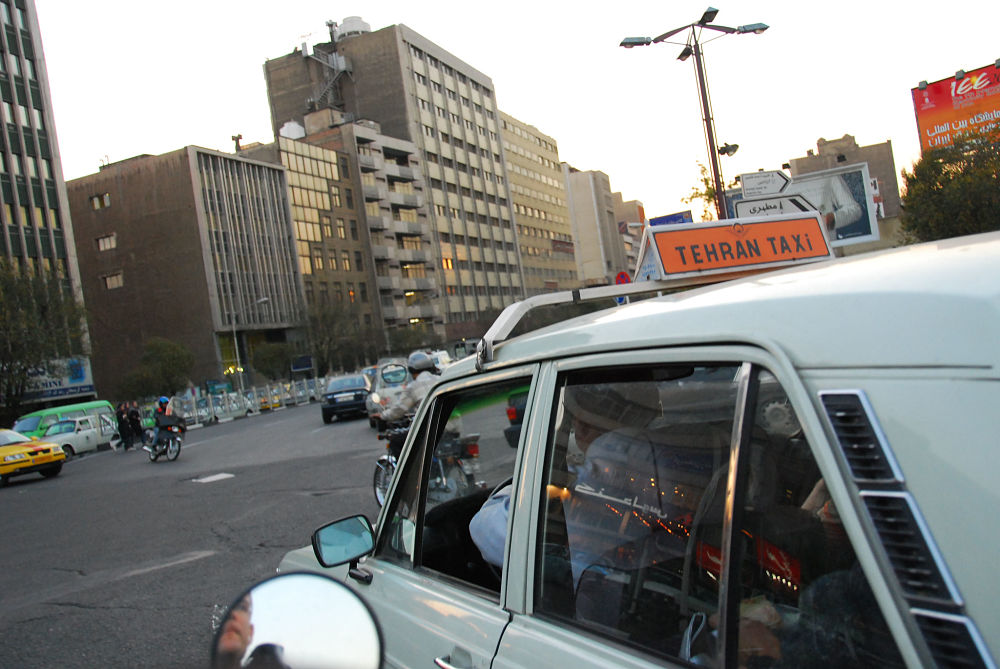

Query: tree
[[900, 130, 1000, 243], [306, 302, 381, 374], [0, 261, 86, 420], [252, 342, 294, 381], [116, 337, 195, 399], [682, 162, 738, 222]]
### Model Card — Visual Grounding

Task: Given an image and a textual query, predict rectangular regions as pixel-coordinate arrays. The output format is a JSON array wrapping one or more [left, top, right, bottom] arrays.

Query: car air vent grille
[[861, 492, 958, 606], [912, 610, 991, 669], [821, 392, 901, 483]]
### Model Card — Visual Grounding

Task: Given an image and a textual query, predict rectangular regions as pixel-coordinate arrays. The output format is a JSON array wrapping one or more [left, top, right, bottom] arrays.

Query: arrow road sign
[[740, 170, 791, 198], [735, 194, 817, 219]]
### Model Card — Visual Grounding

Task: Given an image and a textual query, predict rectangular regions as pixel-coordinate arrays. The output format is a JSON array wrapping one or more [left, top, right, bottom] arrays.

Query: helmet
[[158, 396, 169, 404], [407, 351, 437, 374]]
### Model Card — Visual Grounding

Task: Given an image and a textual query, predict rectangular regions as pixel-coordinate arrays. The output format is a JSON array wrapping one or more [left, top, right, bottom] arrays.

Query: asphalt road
[[0, 403, 383, 668]]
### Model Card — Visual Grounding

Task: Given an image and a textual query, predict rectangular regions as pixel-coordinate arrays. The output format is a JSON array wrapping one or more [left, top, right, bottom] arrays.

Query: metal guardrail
[[166, 377, 330, 426]]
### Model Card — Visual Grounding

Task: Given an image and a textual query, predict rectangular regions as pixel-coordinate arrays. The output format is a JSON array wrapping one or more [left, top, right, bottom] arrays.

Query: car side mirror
[[212, 572, 382, 669], [312, 514, 375, 568]]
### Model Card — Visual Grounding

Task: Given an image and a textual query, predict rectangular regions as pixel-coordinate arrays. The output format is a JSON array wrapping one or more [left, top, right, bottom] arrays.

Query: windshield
[[0, 430, 31, 446], [12, 415, 41, 433], [327, 376, 366, 392]]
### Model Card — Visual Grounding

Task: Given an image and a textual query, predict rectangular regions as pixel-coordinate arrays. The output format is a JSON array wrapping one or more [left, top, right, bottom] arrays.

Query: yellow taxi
[[0, 428, 66, 486]]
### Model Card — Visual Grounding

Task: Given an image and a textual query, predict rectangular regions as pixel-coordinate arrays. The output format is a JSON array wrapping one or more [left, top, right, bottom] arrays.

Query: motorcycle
[[373, 418, 410, 506], [372, 416, 482, 506], [143, 415, 185, 462]]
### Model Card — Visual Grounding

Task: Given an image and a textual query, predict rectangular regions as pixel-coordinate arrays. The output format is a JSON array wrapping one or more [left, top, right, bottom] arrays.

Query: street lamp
[[621, 7, 768, 219]]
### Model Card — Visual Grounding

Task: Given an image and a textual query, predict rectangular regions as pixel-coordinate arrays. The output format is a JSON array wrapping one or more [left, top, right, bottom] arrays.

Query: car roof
[[446, 232, 1000, 378]]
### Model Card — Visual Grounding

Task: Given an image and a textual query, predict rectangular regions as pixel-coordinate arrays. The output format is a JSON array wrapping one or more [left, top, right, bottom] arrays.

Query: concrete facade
[[562, 165, 629, 286], [500, 111, 579, 296], [263, 19, 524, 341], [66, 149, 304, 396], [613, 193, 646, 274]]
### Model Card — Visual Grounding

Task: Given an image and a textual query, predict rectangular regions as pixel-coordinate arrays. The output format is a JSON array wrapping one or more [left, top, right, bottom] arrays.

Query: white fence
[[170, 377, 331, 426]]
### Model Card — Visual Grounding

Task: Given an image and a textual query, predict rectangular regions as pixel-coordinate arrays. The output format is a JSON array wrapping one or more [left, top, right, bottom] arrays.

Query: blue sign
[[649, 210, 694, 226]]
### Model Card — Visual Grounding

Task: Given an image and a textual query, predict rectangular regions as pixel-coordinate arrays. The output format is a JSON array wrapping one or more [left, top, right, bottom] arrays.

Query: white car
[[40, 416, 103, 459], [278, 231, 999, 669]]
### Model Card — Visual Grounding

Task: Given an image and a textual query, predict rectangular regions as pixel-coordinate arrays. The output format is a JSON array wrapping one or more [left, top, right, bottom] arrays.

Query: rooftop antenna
[[326, 20, 338, 42], [231, 134, 243, 152]]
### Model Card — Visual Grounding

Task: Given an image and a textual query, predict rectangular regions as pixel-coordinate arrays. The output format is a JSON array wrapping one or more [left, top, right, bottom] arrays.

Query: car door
[[493, 348, 916, 668], [348, 365, 536, 669]]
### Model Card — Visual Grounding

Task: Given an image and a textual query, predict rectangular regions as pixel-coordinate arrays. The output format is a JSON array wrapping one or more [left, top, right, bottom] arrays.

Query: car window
[[13, 415, 41, 432], [378, 377, 529, 594], [728, 370, 903, 667], [326, 376, 366, 392], [535, 364, 737, 663], [533, 364, 904, 666], [47, 421, 73, 436]]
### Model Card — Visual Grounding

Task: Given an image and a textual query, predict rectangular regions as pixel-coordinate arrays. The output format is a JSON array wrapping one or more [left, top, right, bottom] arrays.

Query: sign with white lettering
[[740, 170, 790, 198], [735, 194, 817, 218], [650, 213, 833, 279]]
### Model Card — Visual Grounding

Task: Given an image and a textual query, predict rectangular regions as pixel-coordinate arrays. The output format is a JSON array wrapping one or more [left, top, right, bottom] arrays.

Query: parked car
[[0, 428, 66, 485], [321, 373, 371, 424], [365, 360, 410, 429], [13, 399, 119, 448], [39, 416, 102, 459], [278, 232, 1000, 669]]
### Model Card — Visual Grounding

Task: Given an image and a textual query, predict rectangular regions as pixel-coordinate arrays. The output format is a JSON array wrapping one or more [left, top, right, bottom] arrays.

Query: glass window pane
[[536, 364, 738, 663], [731, 370, 903, 667]]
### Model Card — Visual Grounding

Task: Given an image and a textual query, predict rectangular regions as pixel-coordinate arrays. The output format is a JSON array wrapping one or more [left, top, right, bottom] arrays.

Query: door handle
[[434, 656, 464, 669]]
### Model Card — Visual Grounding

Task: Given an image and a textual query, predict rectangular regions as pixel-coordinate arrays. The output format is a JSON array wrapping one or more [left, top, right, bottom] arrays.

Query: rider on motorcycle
[[381, 351, 441, 425], [146, 395, 173, 450]]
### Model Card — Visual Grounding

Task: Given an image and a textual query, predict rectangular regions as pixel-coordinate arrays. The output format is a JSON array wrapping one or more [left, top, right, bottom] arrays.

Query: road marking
[[121, 550, 216, 579], [192, 473, 235, 483]]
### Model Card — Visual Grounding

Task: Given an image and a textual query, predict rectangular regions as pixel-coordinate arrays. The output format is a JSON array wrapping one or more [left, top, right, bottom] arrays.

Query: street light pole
[[690, 36, 727, 220], [621, 8, 768, 221], [229, 296, 270, 397]]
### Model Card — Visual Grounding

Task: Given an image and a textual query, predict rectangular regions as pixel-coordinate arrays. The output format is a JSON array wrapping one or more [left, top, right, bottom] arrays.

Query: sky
[[34, 1, 1000, 221]]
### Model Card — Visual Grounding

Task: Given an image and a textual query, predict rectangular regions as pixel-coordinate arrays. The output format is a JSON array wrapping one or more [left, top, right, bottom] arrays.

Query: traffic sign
[[735, 194, 817, 218], [614, 271, 630, 304], [740, 170, 790, 198]]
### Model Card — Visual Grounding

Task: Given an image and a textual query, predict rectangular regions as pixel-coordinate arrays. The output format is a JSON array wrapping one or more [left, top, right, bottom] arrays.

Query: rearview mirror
[[212, 572, 382, 669]]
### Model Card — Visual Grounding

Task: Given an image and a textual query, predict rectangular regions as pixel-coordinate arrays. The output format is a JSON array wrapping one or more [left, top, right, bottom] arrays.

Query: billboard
[[649, 210, 694, 226], [738, 163, 878, 248], [21, 358, 96, 403], [912, 63, 1000, 153]]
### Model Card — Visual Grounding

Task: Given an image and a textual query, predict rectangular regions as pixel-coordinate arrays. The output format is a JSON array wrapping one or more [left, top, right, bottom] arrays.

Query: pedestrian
[[115, 402, 133, 451], [128, 400, 143, 447]]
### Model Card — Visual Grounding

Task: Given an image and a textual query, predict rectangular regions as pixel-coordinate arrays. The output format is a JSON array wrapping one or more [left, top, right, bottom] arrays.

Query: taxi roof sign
[[645, 212, 833, 279]]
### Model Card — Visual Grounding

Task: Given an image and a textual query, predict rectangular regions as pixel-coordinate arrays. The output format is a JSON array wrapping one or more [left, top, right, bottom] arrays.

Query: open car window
[[377, 376, 530, 595]]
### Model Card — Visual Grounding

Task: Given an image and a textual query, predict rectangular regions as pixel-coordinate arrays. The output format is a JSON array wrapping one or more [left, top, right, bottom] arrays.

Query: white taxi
[[279, 231, 999, 669]]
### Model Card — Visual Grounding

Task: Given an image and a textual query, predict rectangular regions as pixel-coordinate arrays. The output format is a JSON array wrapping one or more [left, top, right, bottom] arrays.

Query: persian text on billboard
[[912, 63, 1000, 152]]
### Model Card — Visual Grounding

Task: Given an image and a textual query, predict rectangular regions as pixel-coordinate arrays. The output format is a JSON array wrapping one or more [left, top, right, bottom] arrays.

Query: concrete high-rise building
[[562, 165, 629, 286], [500, 111, 578, 296], [788, 134, 902, 254], [263, 17, 524, 340], [238, 131, 385, 362], [66, 149, 305, 396], [613, 193, 646, 274], [292, 108, 443, 345], [1, 0, 94, 403]]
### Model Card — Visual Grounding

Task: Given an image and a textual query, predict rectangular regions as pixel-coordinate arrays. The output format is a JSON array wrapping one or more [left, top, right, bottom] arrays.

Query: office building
[[66, 148, 304, 395], [1, 0, 94, 402], [562, 165, 629, 286], [263, 17, 524, 339], [613, 193, 646, 273], [500, 111, 578, 295]]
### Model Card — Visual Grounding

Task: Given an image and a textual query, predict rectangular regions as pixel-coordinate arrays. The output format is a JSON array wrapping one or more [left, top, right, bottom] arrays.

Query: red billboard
[[912, 63, 1000, 153]]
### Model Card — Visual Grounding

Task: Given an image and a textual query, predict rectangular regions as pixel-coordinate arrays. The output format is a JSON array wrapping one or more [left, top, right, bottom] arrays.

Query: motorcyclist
[[380, 351, 441, 431], [145, 396, 171, 452]]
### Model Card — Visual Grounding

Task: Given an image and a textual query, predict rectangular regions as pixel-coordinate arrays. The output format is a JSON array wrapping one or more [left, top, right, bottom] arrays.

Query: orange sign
[[912, 63, 1000, 152], [652, 214, 831, 277]]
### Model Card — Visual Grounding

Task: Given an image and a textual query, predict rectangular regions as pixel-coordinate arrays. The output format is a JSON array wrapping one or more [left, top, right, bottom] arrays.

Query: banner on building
[[912, 62, 1000, 153]]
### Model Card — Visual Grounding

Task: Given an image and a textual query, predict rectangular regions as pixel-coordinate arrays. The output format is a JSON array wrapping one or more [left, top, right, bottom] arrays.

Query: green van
[[13, 400, 119, 448]]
